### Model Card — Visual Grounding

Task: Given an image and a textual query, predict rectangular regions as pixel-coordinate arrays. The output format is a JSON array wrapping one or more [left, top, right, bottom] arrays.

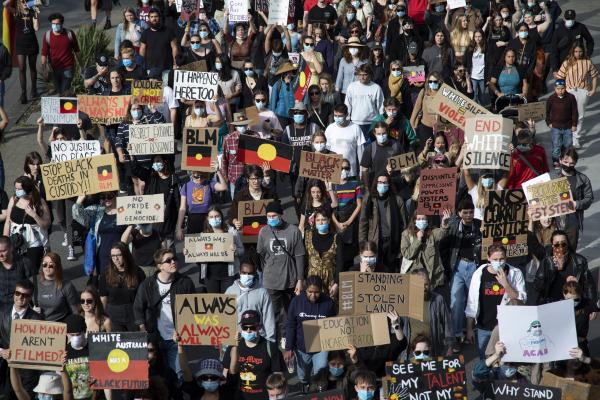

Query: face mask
[[429, 82, 440, 90], [194, 107, 204, 116], [388, 3, 395, 9], [414, 353, 429, 361], [131, 109, 142, 120], [215, 63, 223, 71], [15, 189, 26, 198], [199, 31, 209, 39], [434, 147, 444, 154], [565, 20, 575, 28], [435, 4, 445, 12], [573, 299, 581, 307], [191, 43, 201, 51], [329, 366, 344, 377], [561, 164, 575, 174], [352, 1, 361, 7], [397, 10, 406, 17], [391, 70, 402, 78], [152, 162, 164, 172], [236, 34, 246, 41], [527, 1, 535, 7], [267, 216, 281, 227], [122, 58, 134, 68], [201, 380, 220, 392], [501, 12, 510, 18], [244, 70, 255, 77], [519, 31, 529, 39], [304, 44, 314, 52], [347, 13, 356, 21], [241, 331, 258, 341], [376, 134, 388, 144], [236, 126, 247, 134], [362, 256, 376, 266], [51, 23, 61, 33], [387, 110, 398, 117], [341, 169, 350, 179], [255, 101, 265, 110], [208, 218, 222, 228], [240, 274, 255, 287], [272, 51, 282, 57], [142, 0, 149, 3], [269, 395, 286, 400], [293, 114, 305, 124], [316, 223, 329, 234], [501, 365, 517, 378], [377, 183, 389, 195], [313, 143, 326, 152], [490, 260, 504, 272], [517, 144, 531, 152], [334, 116, 345, 125], [465, 3, 471, 8], [415, 220, 428, 231], [482, 178, 494, 188], [70, 334, 85, 348], [287, 24, 295, 31], [349, 48, 359, 56], [357, 390, 375, 400]]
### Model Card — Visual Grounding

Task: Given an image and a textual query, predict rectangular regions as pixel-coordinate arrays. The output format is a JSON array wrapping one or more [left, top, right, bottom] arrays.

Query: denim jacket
[[114, 20, 148, 58]]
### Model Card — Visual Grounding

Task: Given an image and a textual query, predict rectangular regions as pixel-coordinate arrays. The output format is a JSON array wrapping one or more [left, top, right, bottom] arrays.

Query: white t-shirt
[[156, 278, 174, 341], [471, 50, 485, 80], [250, 109, 283, 136], [156, 85, 179, 123], [324, 121, 366, 177]]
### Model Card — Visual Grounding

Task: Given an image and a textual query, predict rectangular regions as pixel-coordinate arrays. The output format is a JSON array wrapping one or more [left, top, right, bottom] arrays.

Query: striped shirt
[[333, 180, 363, 209], [556, 59, 599, 90]]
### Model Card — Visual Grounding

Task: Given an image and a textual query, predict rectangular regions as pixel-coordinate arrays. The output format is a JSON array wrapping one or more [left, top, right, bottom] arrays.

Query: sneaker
[[279, 338, 286, 350], [103, 19, 111, 30], [61, 233, 68, 247], [553, 162, 560, 170], [301, 383, 310, 394], [573, 138, 581, 148], [67, 246, 76, 261]]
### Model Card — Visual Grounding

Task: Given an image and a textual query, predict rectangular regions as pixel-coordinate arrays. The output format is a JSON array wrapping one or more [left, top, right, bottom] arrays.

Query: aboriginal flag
[[492, 235, 516, 246], [60, 99, 78, 114], [97, 165, 113, 181], [242, 215, 267, 236], [186, 145, 213, 168], [238, 135, 293, 173]]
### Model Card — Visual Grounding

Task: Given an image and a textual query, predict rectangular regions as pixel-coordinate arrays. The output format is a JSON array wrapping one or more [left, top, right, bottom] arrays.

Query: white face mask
[[349, 48, 359, 56]]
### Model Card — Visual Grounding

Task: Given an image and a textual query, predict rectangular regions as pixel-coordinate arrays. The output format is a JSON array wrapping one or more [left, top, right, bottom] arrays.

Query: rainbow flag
[[2, 3, 17, 65]]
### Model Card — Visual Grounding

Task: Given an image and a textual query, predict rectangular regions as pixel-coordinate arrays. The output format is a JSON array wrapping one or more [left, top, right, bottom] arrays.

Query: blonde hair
[[450, 16, 472, 53]]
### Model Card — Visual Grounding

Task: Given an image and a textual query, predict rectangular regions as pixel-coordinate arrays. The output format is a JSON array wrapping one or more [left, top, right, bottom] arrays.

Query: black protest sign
[[482, 190, 528, 258], [490, 381, 561, 400], [303, 389, 345, 400]]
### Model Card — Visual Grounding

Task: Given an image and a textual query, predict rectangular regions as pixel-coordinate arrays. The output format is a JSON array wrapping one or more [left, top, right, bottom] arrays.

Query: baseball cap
[[555, 79, 566, 87], [565, 10, 576, 20], [240, 310, 261, 325], [96, 54, 109, 67], [194, 358, 224, 379]]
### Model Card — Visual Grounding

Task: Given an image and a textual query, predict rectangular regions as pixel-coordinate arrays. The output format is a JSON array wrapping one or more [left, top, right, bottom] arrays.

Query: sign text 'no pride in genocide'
[[339, 272, 424, 320], [41, 153, 119, 201], [129, 123, 175, 155], [430, 83, 489, 129], [51, 140, 101, 162], [299, 151, 343, 183], [131, 80, 163, 105], [184, 233, 234, 263], [41, 97, 78, 124], [482, 189, 528, 258], [117, 194, 164, 225], [416, 167, 457, 215], [77, 95, 131, 125], [388, 151, 418, 171], [302, 313, 390, 353], [527, 177, 576, 221], [9, 320, 66, 371], [175, 294, 238, 346], [463, 115, 512, 171], [173, 70, 219, 101], [89, 332, 148, 390]]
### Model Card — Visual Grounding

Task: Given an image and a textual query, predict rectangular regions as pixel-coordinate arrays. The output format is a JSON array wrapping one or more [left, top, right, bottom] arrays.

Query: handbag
[[83, 207, 99, 276], [10, 211, 28, 256]]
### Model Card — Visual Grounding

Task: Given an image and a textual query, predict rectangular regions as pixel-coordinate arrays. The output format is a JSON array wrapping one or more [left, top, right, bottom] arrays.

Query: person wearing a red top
[[303, 0, 331, 30], [502, 130, 550, 189], [407, 0, 428, 39], [41, 13, 79, 96]]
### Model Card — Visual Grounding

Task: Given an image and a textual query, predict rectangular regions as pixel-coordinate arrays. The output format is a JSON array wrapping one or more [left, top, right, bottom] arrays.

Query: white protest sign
[[267, 0, 289, 25], [498, 299, 577, 363], [447, 0, 466, 10], [116, 194, 165, 225], [41, 97, 78, 124], [521, 173, 551, 203], [173, 70, 219, 101], [51, 141, 101, 162], [228, 0, 248, 21], [129, 123, 175, 155]]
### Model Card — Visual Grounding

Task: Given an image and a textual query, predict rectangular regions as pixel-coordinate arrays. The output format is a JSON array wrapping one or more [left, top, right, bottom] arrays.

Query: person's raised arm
[[121, 225, 134, 244], [536, 3, 551, 35]]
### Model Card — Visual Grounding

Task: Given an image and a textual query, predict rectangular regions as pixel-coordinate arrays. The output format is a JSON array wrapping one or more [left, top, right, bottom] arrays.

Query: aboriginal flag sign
[[238, 135, 293, 173]]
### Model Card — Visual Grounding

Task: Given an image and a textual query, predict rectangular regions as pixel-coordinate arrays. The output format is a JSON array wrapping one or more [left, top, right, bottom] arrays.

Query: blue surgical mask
[[241, 331, 257, 341], [122, 58, 134, 68], [347, 13, 356, 21], [414, 353, 429, 361], [293, 114, 305, 124], [316, 223, 329, 234], [51, 23, 61, 33], [519, 31, 529, 39], [415, 220, 428, 231], [388, 111, 397, 117], [199, 31, 209, 39], [304, 44, 314, 52], [272, 51, 282, 57], [465, 3, 471, 9], [397, 11, 406, 17], [362, 256, 377, 266], [215, 63, 223, 71], [482, 178, 494, 188], [201, 380, 220, 392], [37, 394, 53, 400], [287, 24, 295, 31], [131, 109, 142, 120], [142, 0, 149, 3], [573, 299, 581, 307], [500, 365, 517, 378], [194, 107, 205, 116], [208, 218, 222, 228], [435, 4, 445, 12], [191, 43, 201, 51], [15, 189, 26, 198], [565, 20, 575, 28], [334, 116, 345, 125], [429, 81, 440, 90], [391, 70, 402, 78], [267, 216, 281, 227], [314, 143, 326, 152], [244, 70, 255, 77], [377, 183, 389, 195], [240, 274, 255, 287], [255, 101, 265, 110], [357, 390, 375, 400], [236, 126, 247, 134], [152, 162, 164, 172], [352, 1, 360, 8], [329, 366, 344, 377], [490, 260, 505, 272], [376, 134, 388, 144], [517, 144, 531, 152]]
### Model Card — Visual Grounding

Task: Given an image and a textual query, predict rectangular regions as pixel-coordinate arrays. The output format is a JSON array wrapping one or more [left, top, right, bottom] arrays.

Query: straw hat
[[344, 37, 366, 48], [289, 100, 308, 115], [275, 61, 298, 76], [231, 112, 251, 126]]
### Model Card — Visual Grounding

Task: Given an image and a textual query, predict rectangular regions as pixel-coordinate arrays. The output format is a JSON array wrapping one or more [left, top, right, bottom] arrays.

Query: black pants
[[204, 275, 236, 294], [267, 287, 295, 343], [25, 246, 45, 276], [106, 303, 138, 332]]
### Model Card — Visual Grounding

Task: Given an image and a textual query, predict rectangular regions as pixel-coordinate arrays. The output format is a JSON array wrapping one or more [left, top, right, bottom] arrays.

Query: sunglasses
[[201, 376, 220, 381], [342, 167, 351, 171], [553, 242, 568, 248], [350, 30, 360, 33], [244, 68, 254, 71], [255, 98, 266, 102], [310, 91, 321, 96], [191, 41, 200, 44], [241, 325, 258, 331], [428, 80, 439, 83], [42, 262, 55, 269], [414, 350, 430, 356], [111, 254, 123, 258], [531, 325, 541, 329], [14, 290, 32, 298], [80, 299, 94, 305], [304, 42, 314, 46], [391, 68, 401, 71], [101, 195, 115, 200], [162, 256, 178, 264]]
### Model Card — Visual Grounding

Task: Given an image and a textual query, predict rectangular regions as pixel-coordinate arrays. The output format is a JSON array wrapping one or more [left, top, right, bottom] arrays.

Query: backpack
[[45, 29, 75, 58]]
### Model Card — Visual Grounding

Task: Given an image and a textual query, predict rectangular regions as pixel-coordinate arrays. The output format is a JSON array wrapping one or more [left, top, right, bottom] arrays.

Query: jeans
[[450, 259, 477, 338], [550, 127, 573, 162], [477, 328, 493, 360], [159, 338, 182, 382], [567, 88, 589, 141], [295, 350, 329, 384], [357, 123, 373, 145], [471, 78, 486, 106], [229, 182, 236, 199], [52, 68, 73, 95]]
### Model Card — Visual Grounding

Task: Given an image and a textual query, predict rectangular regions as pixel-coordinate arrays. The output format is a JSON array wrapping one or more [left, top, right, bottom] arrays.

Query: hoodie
[[285, 292, 336, 353], [225, 278, 276, 342]]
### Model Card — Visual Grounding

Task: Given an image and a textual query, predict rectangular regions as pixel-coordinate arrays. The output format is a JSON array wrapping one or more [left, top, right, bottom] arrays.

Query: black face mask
[[561, 164, 575, 174]]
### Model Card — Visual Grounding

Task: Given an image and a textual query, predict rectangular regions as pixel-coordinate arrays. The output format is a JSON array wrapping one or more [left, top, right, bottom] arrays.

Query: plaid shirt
[[222, 130, 260, 184]]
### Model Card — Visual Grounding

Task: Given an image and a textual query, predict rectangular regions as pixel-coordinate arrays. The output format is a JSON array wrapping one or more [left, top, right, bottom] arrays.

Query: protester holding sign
[[503, 129, 550, 189], [184, 99, 223, 128], [230, 166, 278, 230], [179, 22, 222, 68]]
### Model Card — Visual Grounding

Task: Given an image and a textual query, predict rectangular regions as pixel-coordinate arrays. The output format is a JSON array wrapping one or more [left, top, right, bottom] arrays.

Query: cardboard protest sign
[[517, 101, 546, 122], [447, 0, 466, 9], [288, 52, 300, 66], [51, 140, 101, 162], [482, 189, 528, 258], [255, 0, 269, 12], [416, 167, 457, 215], [498, 299, 577, 363], [238, 199, 272, 243], [388, 152, 418, 171], [267, 0, 289, 24], [303, 313, 390, 352], [522, 173, 551, 203], [429, 83, 490, 129], [129, 123, 175, 155], [175, 294, 237, 346], [527, 177, 576, 221], [383, 355, 466, 400], [41, 154, 119, 201], [338, 272, 424, 320], [89, 332, 148, 390], [177, 0, 201, 21], [116, 194, 164, 225], [238, 135, 293, 173], [173, 70, 219, 101], [41, 97, 78, 124], [490, 381, 561, 400], [179, 60, 208, 72], [77, 95, 131, 125], [304, 390, 344, 400], [8, 320, 66, 371], [463, 116, 512, 171], [402, 66, 425, 84], [228, 0, 248, 21], [299, 151, 343, 184], [131, 80, 163, 105], [541, 371, 599, 400], [182, 127, 218, 172], [184, 233, 234, 262]]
